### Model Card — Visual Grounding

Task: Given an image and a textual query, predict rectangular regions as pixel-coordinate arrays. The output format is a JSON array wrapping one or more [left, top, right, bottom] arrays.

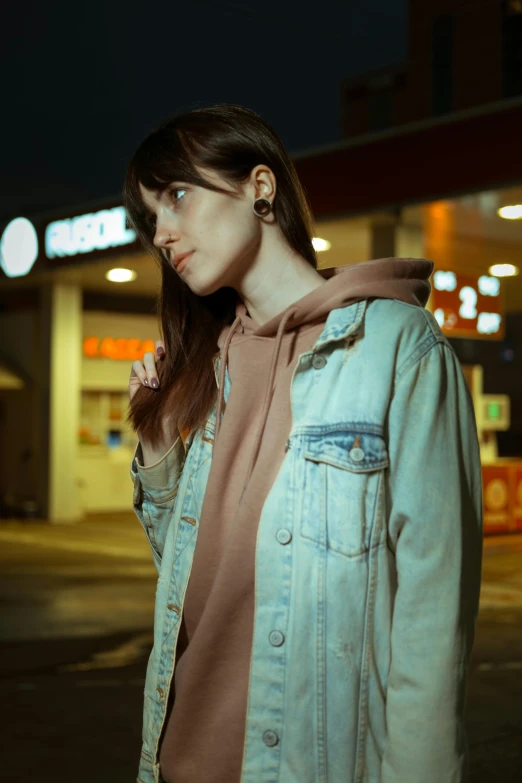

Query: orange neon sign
[[83, 336, 156, 361]]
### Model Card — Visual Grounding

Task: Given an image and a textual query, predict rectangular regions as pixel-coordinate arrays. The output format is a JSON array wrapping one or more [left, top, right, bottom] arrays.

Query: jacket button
[[263, 730, 279, 747], [311, 353, 327, 369], [276, 528, 292, 545], [269, 630, 285, 646], [349, 447, 365, 462]]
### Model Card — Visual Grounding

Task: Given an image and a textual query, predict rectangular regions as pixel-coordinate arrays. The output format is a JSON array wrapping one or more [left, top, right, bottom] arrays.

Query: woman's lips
[[174, 251, 194, 273]]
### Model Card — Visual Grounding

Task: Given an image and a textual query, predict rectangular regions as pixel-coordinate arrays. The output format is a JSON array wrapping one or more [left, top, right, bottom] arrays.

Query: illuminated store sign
[[46, 206, 136, 258], [83, 336, 156, 361], [0, 204, 139, 278], [432, 269, 504, 339]]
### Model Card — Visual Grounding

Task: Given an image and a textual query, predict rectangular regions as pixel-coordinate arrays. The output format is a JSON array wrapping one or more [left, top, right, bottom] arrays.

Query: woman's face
[[139, 165, 273, 296]]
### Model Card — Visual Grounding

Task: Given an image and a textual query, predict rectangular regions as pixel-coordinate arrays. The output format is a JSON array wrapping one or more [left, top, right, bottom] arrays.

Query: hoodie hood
[[214, 256, 434, 488]]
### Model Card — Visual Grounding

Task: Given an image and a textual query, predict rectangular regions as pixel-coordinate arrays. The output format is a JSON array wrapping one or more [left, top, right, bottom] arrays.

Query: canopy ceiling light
[[105, 268, 137, 283], [497, 205, 522, 220], [312, 237, 331, 252], [488, 263, 519, 277]]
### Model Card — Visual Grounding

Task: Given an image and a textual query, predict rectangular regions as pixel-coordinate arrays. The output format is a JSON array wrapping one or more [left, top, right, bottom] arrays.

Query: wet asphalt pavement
[[0, 515, 520, 783]]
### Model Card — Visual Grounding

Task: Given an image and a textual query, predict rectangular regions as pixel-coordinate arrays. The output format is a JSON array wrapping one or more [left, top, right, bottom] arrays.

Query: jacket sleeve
[[130, 435, 186, 574], [380, 340, 483, 783]]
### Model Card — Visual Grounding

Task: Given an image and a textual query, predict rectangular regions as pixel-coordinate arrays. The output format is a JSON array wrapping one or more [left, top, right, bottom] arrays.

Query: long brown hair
[[123, 103, 318, 448]]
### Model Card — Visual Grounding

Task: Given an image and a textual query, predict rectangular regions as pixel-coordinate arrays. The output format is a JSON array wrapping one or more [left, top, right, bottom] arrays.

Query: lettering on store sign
[[83, 337, 156, 361], [45, 207, 136, 258]]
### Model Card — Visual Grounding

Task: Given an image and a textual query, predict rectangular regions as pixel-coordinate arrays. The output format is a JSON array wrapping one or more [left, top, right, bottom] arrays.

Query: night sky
[[2, 0, 406, 222]]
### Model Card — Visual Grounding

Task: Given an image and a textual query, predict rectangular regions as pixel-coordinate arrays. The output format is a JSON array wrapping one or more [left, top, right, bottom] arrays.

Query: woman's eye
[[169, 187, 186, 204], [145, 187, 185, 231]]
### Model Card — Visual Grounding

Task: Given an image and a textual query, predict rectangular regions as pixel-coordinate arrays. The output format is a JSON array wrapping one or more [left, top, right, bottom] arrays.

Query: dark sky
[[2, 0, 406, 222]]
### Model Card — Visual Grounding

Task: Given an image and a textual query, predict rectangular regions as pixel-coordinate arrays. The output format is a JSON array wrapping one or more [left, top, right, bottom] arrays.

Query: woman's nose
[[153, 223, 179, 248]]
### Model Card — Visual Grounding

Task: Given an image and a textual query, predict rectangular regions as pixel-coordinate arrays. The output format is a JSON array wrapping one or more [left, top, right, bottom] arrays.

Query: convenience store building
[[1, 94, 522, 531]]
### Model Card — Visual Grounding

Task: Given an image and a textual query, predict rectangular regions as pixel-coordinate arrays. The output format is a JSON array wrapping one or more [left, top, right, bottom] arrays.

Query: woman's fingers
[[130, 359, 149, 387], [129, 342, 165, 399], [142, 351, 160, 388]]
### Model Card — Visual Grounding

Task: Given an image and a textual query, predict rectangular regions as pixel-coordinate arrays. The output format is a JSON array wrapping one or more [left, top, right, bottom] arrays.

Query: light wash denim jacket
[[130, 297, 483, 783]]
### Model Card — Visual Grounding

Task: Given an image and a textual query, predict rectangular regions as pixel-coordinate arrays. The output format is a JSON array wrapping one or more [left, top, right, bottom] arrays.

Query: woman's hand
[[129, 340, 175, 465], [129, 340, 165, 401]]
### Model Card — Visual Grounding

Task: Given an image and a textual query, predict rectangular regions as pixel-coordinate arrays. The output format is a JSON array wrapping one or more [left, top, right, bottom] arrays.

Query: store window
[[79, 390, 134, 450]]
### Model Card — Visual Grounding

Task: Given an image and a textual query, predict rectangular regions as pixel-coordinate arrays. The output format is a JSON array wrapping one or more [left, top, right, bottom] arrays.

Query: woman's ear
[[250, 163, 276, 203]]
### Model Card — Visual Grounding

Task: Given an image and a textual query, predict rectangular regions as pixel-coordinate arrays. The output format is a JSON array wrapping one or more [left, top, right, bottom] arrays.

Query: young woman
[[124, 104, 483, 783]]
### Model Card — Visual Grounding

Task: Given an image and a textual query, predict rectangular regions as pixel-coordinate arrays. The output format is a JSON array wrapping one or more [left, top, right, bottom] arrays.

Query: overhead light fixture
[[105, 268, 137, 283], [488, 263, 519, 277], [312, 237, 331, 252], [497, 205, 522, 219]]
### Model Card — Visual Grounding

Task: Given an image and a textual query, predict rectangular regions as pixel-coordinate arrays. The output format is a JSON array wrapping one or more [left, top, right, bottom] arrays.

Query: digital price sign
[[83, 336, 156, 361], [431, 269, 504, 340]]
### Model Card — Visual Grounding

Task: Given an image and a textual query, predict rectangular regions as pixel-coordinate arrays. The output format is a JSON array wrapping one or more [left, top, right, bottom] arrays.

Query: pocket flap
[[303, 426, 389, 473]]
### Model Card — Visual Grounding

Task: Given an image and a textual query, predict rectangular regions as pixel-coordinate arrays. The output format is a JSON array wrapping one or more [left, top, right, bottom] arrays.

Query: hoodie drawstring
[[214, 305, 299, 501], [243, 306, 298, 489], [215, 313, 242, 445]]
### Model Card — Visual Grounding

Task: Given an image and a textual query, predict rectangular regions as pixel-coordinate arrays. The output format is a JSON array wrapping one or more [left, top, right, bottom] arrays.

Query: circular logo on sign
[[0, 217, 39, 278], [484, 478, 508, 511]]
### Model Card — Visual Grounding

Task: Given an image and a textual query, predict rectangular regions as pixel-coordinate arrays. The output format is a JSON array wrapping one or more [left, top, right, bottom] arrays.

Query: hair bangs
[[123, 125, 229, 256]]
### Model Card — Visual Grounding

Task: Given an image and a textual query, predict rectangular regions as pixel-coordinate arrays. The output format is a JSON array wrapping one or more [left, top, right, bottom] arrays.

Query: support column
[[369, 213, 426, 261], [39, 282, 82, 523], [369, 215, 398, 259], [367, 214, 432, 310], [395, 222, 425, 259]]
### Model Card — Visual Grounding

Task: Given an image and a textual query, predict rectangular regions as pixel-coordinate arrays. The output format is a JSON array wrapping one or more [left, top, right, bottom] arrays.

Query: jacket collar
[[212, 298, 369, 387]]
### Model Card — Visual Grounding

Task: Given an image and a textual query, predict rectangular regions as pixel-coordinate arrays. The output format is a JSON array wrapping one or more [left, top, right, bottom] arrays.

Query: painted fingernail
[[143, 379, 149, 386], [151, 378, 159, 389], [157, 346, 165, 356]]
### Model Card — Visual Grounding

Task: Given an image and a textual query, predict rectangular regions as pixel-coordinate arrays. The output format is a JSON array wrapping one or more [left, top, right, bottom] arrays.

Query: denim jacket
[[130, 297, 483, 783]]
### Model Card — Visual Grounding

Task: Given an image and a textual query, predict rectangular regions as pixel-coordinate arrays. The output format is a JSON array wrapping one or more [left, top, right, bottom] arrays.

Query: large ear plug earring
[[253, 198, 272, 216]]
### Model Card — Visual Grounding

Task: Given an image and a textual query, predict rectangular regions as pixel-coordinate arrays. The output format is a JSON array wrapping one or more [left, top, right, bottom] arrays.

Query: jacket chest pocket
[[299, 426, 389, 558]]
